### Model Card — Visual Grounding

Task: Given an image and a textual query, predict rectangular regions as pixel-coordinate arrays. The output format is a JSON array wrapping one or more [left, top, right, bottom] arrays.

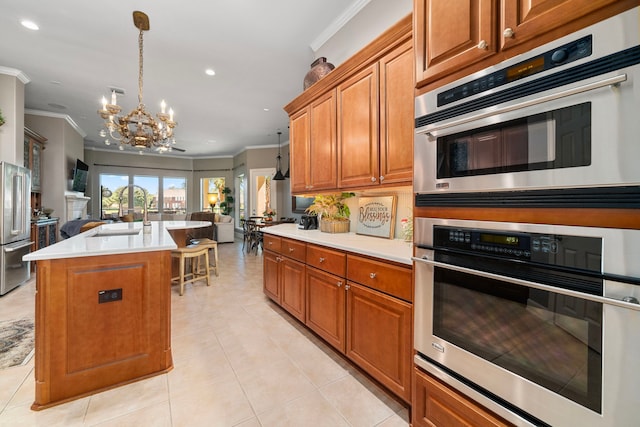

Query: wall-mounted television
[[71, 159, 89, 193]]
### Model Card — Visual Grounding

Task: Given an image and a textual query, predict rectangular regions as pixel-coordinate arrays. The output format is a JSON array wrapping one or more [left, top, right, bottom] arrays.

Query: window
[[237, 174, 246, 220], [200, 178, 225, 212], [100, 173, 187, 219], [134, 176, 159, 214], [164, 177, 187, 214]]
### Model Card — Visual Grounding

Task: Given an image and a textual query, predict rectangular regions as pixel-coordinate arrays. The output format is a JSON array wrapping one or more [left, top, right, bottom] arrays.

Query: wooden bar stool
[[193, 238, 219, 277], [171, 244, 211, 295]]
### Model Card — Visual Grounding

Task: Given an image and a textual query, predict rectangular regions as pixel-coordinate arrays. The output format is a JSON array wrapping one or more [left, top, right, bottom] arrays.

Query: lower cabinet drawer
[[347, 254, 412, 302], [281, 238, 307, 263], [306, 244, 346, 276], [413, 368, 514, 427], [263, 234, 282, 253]]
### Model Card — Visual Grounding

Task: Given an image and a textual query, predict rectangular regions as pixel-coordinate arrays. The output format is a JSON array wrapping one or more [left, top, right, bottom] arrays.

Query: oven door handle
[[412, 255, 640, 311], [415, 73, 627, 135]]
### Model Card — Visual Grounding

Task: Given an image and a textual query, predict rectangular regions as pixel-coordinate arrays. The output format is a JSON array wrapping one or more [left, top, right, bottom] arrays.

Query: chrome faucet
[[123, 184, 151, 226]]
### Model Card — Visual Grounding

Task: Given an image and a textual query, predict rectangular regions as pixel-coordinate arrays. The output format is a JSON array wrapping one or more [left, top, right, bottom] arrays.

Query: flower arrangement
[[263, 207, 276, 218], [400, 216, 413, 242]]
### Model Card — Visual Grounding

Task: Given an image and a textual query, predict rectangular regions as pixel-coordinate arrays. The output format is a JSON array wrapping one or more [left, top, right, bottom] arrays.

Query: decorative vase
[[265, 216, 273, 222], [303, 57, 335, 90], [320, 219, 350, 233]]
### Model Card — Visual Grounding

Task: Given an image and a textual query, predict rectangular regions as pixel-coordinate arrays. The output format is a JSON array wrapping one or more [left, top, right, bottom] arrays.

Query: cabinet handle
[[503, 27, 514, 38], [289, 247, 294, 253], [345, 284, 350, 291], [379, 176, 384, 182], [337, 281, 342, 287], [369, 272, 376, 279], [370, 176, 376, 182], [477, 40, 487, 50], [319, 257, 325, 263], [268, 241, 273, 246]]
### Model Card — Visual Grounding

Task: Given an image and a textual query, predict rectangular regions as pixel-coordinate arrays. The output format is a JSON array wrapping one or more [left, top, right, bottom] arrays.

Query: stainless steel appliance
[[413, 217, 640, 427], [0, 162, 32, 295], [414, 8, 640, 206]]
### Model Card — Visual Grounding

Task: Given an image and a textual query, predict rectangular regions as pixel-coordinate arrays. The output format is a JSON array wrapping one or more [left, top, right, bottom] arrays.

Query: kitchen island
[[23, 221, 208, 410]]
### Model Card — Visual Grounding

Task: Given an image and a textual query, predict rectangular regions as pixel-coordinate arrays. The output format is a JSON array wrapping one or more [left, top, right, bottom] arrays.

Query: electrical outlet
[[98, 288, 122, 303]]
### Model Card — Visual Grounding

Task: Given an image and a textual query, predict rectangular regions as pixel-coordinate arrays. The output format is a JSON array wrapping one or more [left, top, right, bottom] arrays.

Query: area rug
[[0, 318, 35, 369]]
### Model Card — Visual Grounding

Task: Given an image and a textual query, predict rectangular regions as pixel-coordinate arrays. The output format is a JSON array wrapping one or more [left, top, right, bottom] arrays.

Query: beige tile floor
[[0, 238, 410, 426]]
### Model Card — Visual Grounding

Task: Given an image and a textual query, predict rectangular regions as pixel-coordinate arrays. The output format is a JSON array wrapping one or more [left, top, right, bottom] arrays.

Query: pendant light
[[273, 131, 285, 181]]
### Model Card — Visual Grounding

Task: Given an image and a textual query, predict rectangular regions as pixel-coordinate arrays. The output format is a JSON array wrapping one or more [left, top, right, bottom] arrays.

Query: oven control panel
[[434, 226, 602, 272], [437, 35, 593, 107]]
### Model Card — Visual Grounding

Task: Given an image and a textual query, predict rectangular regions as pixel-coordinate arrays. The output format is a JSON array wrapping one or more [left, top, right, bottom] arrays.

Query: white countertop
[[261, 224, 413, 265], [23, 221, 210, 261]]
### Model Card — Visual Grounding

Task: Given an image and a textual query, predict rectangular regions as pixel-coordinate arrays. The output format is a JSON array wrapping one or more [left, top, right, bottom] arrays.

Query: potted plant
[[219, 186, 234, 216], [263, 207, 276, 220], [305, 192, 355, 233], [0, 108, 5, 127]]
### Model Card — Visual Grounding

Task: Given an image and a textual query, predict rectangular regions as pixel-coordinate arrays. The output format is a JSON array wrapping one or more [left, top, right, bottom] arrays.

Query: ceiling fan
[[155, 144, 185, 153]]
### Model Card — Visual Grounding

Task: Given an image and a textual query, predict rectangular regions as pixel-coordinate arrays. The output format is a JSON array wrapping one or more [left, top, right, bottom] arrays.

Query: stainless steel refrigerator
[[0, 162, 32, 295]]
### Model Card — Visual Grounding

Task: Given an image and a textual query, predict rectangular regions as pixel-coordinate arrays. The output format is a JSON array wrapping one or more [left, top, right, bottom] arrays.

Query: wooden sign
[[356, 196, 397, 239]]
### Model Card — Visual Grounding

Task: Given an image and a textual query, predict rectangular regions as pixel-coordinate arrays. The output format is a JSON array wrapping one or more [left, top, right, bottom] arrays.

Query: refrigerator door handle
[[11, 173, 25, 236], [5, 241, 34, 252]]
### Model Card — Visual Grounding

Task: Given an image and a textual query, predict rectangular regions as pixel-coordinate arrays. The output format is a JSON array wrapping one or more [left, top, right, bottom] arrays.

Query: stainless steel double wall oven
[[412, 8, 640, 427]]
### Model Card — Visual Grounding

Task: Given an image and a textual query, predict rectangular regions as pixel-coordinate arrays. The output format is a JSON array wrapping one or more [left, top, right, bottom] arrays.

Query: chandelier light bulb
[[101, 97, 107, 110], [111, 90, 117, 105], [161, 100, 166, 114]]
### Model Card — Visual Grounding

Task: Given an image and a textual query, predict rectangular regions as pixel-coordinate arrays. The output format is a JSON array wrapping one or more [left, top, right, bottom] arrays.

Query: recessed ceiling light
[[50, 80, 62, 85], [20, 19, 39, 31], [205, 69, 216, 76], [263, 108, 270, 112]]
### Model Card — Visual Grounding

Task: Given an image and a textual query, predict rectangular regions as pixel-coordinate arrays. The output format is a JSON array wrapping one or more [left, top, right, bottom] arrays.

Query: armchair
[[214, 215, 235, 243]]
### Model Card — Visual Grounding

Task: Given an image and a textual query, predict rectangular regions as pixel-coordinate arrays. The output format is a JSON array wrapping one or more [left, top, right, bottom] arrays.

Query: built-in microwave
[[414, 8, 640, 207]]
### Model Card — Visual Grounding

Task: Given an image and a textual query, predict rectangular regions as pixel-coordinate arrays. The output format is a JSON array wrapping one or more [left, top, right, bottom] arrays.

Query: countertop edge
[[261, 224, 413, 265]]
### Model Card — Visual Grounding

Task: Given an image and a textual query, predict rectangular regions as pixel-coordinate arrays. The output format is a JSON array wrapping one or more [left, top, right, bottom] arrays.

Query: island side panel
[[32, 250, 172, 410]]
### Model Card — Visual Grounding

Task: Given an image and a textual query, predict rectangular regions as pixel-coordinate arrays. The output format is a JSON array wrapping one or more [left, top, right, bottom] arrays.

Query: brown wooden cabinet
[[306, 266, 346, 351], [337, 63, 379, 188], [285, 15, 413, 194], [414, 0, 636, 90], [346, 281, 412, 401], [414, 0, 496, 90], [290, 90, 338, 193], [337, 41, 414, 189], [24, 127, 46, 196], [263, 236, 307, 322], [31, 219, 58, 251], [32, 250, 173, 410], [413, 368, 513, 427]]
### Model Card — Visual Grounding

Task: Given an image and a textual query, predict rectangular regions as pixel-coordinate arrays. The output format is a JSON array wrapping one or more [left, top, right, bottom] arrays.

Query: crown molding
[[310, 0, 372, 52], [0, 66, 31, 84], [24, 109, 87, 138]]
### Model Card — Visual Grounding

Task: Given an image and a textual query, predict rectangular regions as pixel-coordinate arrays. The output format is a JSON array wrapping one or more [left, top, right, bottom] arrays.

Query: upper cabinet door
[[289, 108, 310, 194], [379, 41, 414, 185], [500, 0, 622, 51], [308, 90, 337, 191], [337, 63, 379, 189], [415, 0, 496, 87]]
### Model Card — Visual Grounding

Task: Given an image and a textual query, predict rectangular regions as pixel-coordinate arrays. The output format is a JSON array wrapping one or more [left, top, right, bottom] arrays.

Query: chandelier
[[98, 11, 176, 151]]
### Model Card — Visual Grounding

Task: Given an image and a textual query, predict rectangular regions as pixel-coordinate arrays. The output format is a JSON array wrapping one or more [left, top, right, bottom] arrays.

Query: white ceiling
[[0, 0, 368, 157]]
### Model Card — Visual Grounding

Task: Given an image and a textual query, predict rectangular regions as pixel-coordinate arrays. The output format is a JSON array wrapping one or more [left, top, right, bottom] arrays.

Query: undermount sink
[[91, 228, 141, 237]]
